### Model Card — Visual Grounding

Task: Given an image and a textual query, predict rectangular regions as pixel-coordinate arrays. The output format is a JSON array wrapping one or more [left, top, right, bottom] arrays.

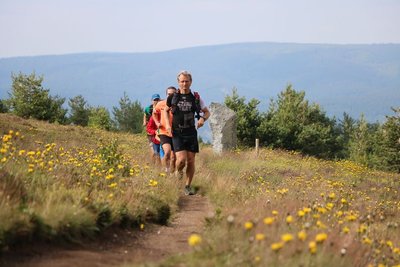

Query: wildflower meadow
[[1, 113, 399, 267]]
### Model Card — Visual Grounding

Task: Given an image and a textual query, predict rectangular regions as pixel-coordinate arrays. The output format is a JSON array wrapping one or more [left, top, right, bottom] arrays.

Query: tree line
[[0, 72, 144, 133], [1, 72, 399, 173], [225, 86, 400, 173]]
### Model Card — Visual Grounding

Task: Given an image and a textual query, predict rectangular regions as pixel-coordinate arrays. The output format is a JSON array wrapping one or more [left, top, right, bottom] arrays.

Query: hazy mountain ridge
[[1, 42, 399, 122]]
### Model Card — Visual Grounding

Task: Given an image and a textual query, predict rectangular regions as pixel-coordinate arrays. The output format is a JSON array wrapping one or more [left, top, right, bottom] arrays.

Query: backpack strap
[[171, 90, 202, 119], [171, 90, 180, 114], [193, 91, 201, 119]]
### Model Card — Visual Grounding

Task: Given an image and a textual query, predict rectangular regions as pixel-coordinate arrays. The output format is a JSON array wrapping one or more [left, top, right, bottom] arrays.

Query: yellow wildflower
[[244, 221, 254, 230], [255, 233, 265, 241], [148, 179, 158, 186], [286, 215, 293, 224], [309, 241, 317, 254], [281, 233, 294, 243], [188, 234, 202, 247], [362, 237, 373, 245], [297, 210, 306, 217], [108, 182, 118, 188], [326, 203, 334, 210], [263, 217, 274, 225], [303, 207, 312, 213], [270, 242, 284, 251], [106, 174, 115, 180], [346, 214, 357, 221], [357, 224, 368, 234], [298, 230, 307, 241], [315, 233, 328, 243]]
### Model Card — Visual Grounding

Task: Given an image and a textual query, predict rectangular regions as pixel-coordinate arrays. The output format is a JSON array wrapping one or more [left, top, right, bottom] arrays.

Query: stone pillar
[[208, 102, 237, 154]]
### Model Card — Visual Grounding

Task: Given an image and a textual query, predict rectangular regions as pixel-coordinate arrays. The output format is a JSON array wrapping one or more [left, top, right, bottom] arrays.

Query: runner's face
[[178, 75, 192, 90], [166, 89, 176, 97]]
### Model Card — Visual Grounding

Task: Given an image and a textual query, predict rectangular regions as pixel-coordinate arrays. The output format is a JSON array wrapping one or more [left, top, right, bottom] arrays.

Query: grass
[[1, 113, 400, 267], [159, 144, 400, 267], [0, 113, 180, 248]]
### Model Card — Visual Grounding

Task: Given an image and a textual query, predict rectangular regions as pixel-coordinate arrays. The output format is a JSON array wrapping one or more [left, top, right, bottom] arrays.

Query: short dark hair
[[166, 86, 177, 95]]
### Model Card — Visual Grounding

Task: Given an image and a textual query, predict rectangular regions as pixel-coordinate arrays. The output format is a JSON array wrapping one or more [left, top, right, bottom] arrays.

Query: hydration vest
[[170, 90, 201, 132]]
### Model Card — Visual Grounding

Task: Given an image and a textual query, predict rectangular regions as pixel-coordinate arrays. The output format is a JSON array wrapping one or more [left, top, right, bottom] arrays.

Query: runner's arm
[[163, 106, 172, 135], [197, 106, 210, 129]]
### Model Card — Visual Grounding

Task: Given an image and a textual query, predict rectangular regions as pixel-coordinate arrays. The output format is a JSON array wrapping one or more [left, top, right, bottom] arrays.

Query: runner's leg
[[186, 151, 196, 186], [162, 143, 172, 172], [175, 150, 187, 176]]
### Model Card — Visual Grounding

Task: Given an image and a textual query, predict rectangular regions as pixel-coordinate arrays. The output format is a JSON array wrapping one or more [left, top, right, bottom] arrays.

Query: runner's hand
[[197, 117, 205, 129]]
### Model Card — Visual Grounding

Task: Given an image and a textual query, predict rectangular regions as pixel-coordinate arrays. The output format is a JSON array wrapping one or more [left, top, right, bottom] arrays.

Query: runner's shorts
[[159, 135, 174, 151], [172, 131, 199, 153]]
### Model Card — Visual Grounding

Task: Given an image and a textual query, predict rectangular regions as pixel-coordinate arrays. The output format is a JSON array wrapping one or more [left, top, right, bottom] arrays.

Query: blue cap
[[152, 94, 160, 100]]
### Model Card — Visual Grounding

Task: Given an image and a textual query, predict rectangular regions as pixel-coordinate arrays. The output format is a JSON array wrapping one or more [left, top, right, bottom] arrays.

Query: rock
[[208, 102, 237, 154]]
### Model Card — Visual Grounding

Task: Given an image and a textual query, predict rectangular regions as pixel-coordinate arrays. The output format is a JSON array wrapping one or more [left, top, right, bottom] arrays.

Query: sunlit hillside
[[0, 113, 180, 248], [1, 114, 399, 267]]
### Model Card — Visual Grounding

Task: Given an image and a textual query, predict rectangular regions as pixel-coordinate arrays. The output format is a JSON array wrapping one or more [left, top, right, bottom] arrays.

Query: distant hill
[[1, 42, 399, 122]]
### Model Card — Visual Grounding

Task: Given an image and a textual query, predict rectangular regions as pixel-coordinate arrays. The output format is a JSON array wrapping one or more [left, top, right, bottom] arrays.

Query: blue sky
[[1, 0, 399, 58]]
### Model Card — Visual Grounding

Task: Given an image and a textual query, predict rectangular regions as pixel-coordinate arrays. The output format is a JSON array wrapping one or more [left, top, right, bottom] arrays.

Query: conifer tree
[[112, 92, 142, 133], [8, 72, 66, 123], [259, 84, 340, 158], [349, 114, 372, 166], [88, 106, 112, 131], [68, 95, 90, 126], [375, 108, 400, 172], [0, 99, 8, 113]]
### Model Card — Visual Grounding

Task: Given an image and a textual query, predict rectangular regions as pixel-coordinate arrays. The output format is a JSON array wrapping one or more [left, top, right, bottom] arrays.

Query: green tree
[[88, 106, 112, 131], [8, 72, 66, 123], [374, 107, 400, 172], [224, 88, 261, 146], [348, 114, 373, 166], [258, 84, 340, 158], [112, 92, 143, 133], [337, 112, 356, 158], [0, 99, 8, 113], [68, 95, 90, 126]]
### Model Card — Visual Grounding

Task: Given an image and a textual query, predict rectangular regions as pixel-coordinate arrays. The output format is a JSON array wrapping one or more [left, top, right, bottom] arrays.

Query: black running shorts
[[172, 132, 199, 153], [159, 135, 174, 151]]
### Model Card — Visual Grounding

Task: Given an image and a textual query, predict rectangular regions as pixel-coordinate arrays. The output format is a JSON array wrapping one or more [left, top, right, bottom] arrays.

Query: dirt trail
[[0, 194, 212, 267]]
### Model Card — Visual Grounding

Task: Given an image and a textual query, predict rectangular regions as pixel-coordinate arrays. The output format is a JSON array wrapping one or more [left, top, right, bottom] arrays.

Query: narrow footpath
[[0, 194, 212, 267]]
